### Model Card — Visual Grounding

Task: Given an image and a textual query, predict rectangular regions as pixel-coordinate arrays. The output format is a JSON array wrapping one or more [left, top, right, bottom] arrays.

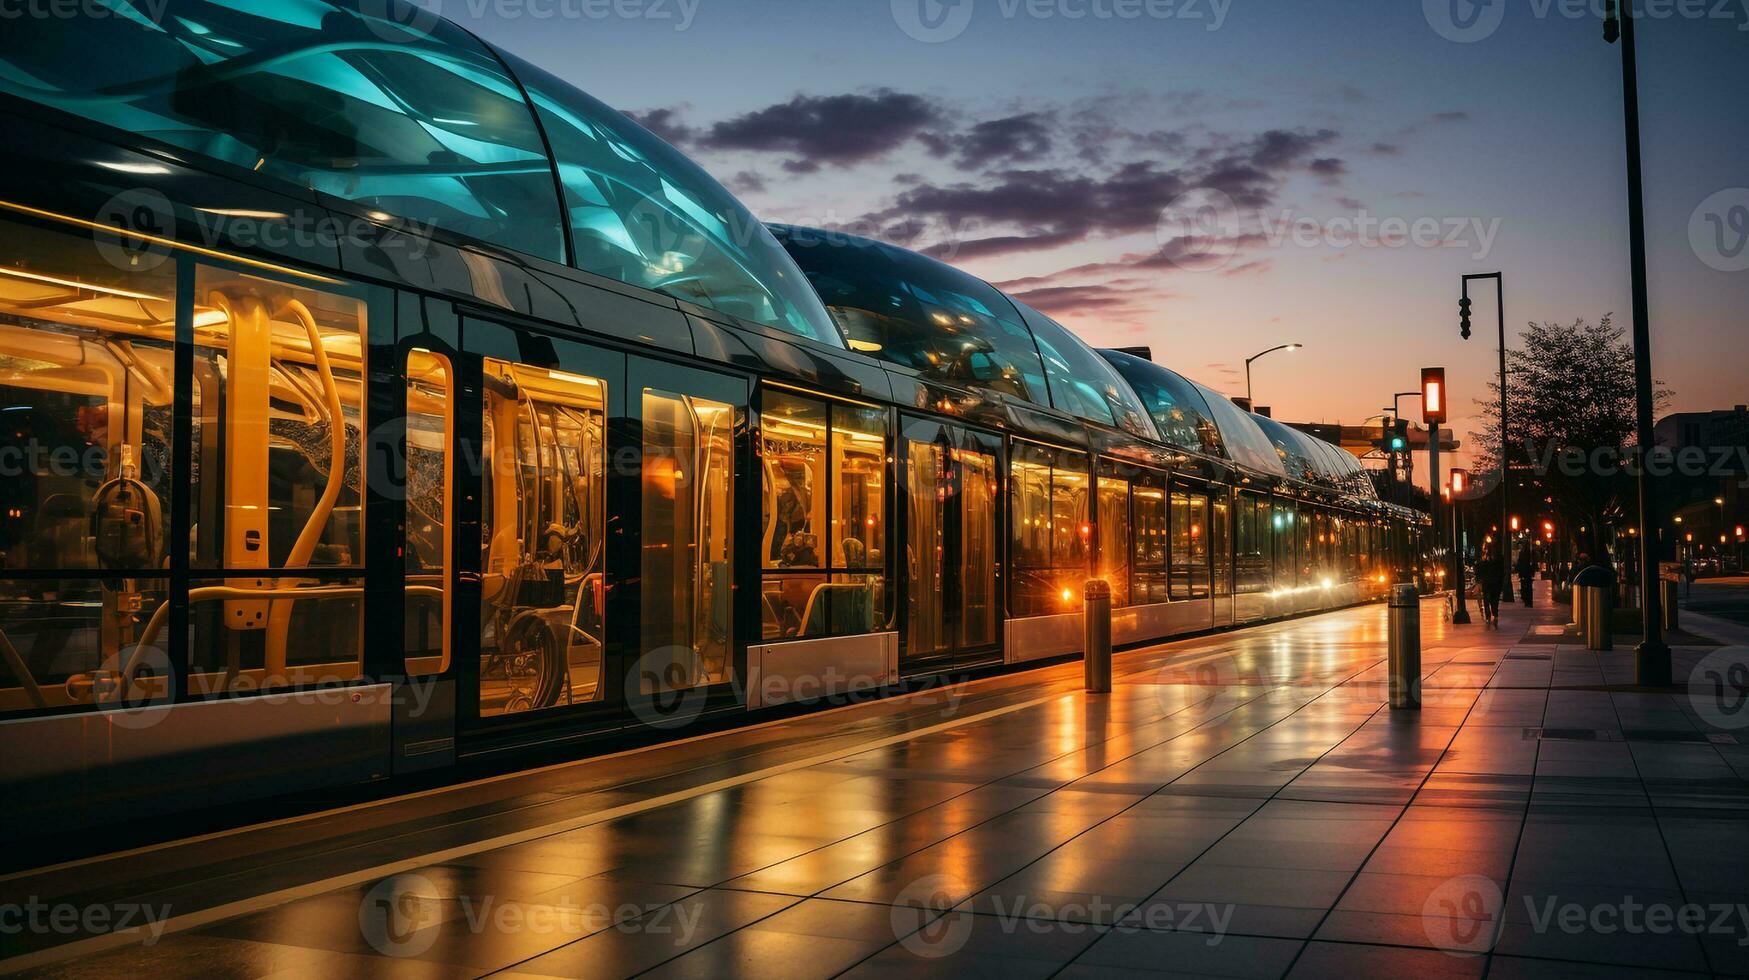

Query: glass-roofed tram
[[0, 0, 1428, 838]]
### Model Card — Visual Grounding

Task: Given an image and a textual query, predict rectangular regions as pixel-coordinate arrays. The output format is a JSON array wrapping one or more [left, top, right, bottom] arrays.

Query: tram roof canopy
[[0, 0, 839, 345]]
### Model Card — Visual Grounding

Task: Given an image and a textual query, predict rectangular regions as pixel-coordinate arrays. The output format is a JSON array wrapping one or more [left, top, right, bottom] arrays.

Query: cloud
[[700, 89, 943, 171], [728, 171, 768, 195], [624, 107, 697, 146], [1432, 110, 1472, 123], [1369, 142, 1402, 155], [932, 112, 1057, 169], [1309, 157, 1347, 183]]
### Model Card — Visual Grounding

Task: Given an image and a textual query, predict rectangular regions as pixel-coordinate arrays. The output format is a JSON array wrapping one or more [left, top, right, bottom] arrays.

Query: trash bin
[[1570, 572, 1586, 629], [1573, 565, 1615, 652], [1388, 584, 1421, 710], [1083, 579, 1112, 694]]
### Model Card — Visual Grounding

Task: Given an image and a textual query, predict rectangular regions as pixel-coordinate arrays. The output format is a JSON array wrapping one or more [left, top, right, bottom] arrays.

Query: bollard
[[1083, 579, 1112, 694], [1387, 583, 1421, 710], [1661, 579, 1680, 633], [1571, 578, 1587, 630], [1573, 565, 1615, 652]]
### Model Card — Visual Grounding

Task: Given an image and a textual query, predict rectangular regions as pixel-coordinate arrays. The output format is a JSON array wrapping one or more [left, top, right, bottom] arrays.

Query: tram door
[[900, 417, 1002, 672]]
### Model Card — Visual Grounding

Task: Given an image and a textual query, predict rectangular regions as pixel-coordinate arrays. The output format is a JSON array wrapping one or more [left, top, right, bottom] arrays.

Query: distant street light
[[1245, 343, 1303, 407]]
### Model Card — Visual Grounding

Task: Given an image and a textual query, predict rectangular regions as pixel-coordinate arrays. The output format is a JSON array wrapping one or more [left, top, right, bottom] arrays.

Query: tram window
[[405, 350, 453, 677], [640, 391, 734, 695], [1131, 481, 1170, 605], [759, 393, 888, 640], [187, 267, 368, 692], [1237, 494, 1272, 594], [1212, 496, 1233, 598], [905, 441, 947, 657], [1171, 488, 1210, 600], [477, 361, 607, 716], [1272, 502, 1297, 587], [1096, 478, 1131, 607], [0, 219, 176, 715], [1010, 443, 1089, 618], [1295, 506, 1314, 584]]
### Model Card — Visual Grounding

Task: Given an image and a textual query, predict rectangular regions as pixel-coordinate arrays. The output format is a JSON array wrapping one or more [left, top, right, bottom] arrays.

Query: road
[[1684, 574, 1749, 626]]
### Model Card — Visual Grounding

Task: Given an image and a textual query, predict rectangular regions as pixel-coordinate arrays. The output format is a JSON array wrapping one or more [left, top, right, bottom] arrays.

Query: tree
[[1468, 315, 1671, 560]]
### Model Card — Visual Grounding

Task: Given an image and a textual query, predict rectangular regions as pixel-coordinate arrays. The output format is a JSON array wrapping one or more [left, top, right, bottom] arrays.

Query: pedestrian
[[1515, 546, 1536, 607], [1477, 544, 1506, 629]]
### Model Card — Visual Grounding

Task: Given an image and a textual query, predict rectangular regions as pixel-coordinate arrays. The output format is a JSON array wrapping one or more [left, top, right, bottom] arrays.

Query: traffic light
[[1459, 296, 1473, 339], [1390, 418, 1409, 452], [1421, 367, 1447, 425]]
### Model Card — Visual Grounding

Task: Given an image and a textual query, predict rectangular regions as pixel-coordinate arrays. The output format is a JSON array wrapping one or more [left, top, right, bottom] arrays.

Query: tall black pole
[[1429, 420, 1442, 596], [1461, 274, 1509, 583], [1611, 4, 1670, 683]]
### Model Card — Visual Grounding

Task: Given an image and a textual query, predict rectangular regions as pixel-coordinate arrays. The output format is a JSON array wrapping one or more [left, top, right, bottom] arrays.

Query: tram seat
[[796, 582, 871, 639]]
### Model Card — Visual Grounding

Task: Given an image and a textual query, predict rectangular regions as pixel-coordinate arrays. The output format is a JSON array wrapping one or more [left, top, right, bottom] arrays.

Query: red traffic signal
[[1421, 367, 1447, 425]]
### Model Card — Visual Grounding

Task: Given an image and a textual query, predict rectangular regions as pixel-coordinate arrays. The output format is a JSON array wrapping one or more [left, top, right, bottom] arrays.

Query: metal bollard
[[1584, 585, 1613, 651], [1388, 583, 1421, 710], [1084, 579, 1112, 694], [1571, 576, 1586, 629], [1661, 580, 1680, 633]]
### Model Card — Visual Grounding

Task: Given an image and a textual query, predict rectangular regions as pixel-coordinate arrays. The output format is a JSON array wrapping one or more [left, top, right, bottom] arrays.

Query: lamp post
[[1603, 0, 1669, 684], [1245, 343, 1303, 408], [1459, 272, 1510, 620], [1451, 468, 1472, 624]]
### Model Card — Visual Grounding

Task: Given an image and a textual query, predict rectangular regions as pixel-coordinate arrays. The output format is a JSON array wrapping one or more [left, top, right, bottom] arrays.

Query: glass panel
[[1098, 350, 1223, 457], [191, 267, 366, 572], [1171, 489, 1210, 600], [405, 350, 451, 677], [0, 221, 175, 577], [1018, 305, 1157, 440], [832, 405, 887, 573], [1273, 503, 1296, 587], [905, 440, 947, 659], [0, 0, 565, 260], [1189, 379, 1288, 478], [1097, 478, 1131, 608], [639, 390, 732, 694], [762, 393, 827, 570], [507, 57, 838, 343], [1213, 496, 1232, 598], [0, 580, 170, 714], [479, 361, 607, 716], [770, 226, 1047, 403], [1132, 483, 1169, 605], [956, 447, 998, 649], [1010, 444, 1089, 617], [1237, 494, 1272, 595], [188, 576, 361, 694]]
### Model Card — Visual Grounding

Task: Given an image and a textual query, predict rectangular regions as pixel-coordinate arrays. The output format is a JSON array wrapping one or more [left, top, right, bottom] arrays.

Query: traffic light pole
[[1606, 2, 1670, 684], [1461, 273, 1508, 603], [1429, 420, 1442, 593]]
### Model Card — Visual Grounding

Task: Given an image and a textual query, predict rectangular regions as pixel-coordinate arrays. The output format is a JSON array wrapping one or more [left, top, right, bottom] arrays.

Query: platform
[[4, 587, 1748, 978]]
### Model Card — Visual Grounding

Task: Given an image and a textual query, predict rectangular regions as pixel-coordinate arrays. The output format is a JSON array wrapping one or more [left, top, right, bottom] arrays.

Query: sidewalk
[[5, 588, 1748, 978]]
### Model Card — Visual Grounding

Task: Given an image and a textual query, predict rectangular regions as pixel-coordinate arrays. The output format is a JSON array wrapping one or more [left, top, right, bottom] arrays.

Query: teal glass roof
[[0, 0, 838, 344]]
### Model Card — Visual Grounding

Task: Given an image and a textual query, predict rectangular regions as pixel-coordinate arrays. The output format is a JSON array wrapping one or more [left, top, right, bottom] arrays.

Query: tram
[[0, 0, 1429, 838]]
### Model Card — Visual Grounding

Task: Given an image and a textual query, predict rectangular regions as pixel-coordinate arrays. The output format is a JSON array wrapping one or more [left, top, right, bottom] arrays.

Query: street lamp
[[1460, 271, 1509, 615], [1603, 0, 1671, 684], [1245, 343, 1303, 407]]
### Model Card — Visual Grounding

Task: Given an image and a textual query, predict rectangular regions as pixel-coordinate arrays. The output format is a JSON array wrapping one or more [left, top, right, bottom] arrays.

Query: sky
[[457, 0, 1748, 491]]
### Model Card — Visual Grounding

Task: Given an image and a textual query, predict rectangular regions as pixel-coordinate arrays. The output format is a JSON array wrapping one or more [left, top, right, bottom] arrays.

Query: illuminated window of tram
[[640, 390, 734, 695], [0, 219, 173, 715], [478, 360, 607, 716], [187, 266, 367, 694], [1096, 478, 1131, 607], [1131, 479, 1170, 606], [1236, 493, 1274, 594], [1170, 487, 1211, 600], [405, 350, 452, 678], [1010, 443, 1090, 618], [760, 392, 888, 640]]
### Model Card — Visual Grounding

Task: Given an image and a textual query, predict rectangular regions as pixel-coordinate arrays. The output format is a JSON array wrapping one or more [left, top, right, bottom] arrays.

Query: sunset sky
[[463, 0, 1748, 488]]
